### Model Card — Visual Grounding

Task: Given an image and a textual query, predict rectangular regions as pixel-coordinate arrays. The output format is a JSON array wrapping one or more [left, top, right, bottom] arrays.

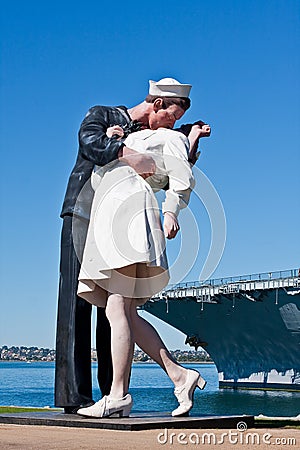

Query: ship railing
[[151, 268, 299, 299]]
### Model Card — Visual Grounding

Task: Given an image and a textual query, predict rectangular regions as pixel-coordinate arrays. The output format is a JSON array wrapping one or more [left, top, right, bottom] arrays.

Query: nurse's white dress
[[77, 128, 195, 307]]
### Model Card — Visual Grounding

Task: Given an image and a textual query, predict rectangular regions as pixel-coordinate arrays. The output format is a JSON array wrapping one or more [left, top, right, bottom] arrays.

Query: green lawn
[[0, 406, 62, 413], [255, 417, 300, 429]]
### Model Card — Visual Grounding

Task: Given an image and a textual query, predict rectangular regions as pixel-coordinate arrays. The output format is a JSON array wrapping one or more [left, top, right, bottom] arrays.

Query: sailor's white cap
[[149, 77, 192, 98]]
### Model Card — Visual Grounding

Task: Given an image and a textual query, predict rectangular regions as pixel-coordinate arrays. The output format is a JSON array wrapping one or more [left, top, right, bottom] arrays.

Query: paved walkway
[[1, 424, 299, 449]]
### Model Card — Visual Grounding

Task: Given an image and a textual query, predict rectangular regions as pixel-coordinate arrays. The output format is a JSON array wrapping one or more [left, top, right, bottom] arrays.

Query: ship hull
[[142, 272, 300, 391]]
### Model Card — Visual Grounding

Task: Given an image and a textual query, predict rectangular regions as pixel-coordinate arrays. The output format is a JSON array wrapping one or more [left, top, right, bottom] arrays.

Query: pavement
[[0, 423, 299, 450]]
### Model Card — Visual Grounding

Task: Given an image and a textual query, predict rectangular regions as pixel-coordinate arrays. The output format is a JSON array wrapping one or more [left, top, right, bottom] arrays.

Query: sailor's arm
[[79, 107, 124, 166], [79, 108, 155, 177]]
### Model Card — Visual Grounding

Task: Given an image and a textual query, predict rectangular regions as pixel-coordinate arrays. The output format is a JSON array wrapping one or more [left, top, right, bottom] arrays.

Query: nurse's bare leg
[[105, 265, 136, 399], [130, 306, 188, 388]]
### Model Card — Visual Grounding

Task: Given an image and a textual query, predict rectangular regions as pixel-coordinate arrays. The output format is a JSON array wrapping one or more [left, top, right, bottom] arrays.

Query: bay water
[[0, 362, 299, 417]]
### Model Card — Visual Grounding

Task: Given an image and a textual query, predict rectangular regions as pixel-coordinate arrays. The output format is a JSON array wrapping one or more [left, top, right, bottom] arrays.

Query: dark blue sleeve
[[78, 106, 125, 166]]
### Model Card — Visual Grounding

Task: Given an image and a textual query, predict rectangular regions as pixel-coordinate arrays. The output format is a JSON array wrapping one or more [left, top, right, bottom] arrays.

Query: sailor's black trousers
[[55, 215, 113, 407]]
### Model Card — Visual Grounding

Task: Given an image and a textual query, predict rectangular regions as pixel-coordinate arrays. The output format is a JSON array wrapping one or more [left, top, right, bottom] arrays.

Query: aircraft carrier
[[141, 268, 300, 391]]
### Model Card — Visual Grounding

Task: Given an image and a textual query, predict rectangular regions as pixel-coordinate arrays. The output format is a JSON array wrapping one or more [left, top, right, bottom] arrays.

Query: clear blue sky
[[0, 0, 299, 349]]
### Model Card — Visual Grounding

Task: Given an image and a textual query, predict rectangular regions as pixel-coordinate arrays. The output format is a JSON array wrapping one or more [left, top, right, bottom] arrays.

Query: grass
[[0, 406, 62, 413], [255, 417, 300, 429]]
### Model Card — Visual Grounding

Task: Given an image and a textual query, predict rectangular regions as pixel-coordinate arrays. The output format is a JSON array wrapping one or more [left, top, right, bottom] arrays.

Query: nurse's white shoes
[[77, 393, 132, 418], [172, 369, 206, 417]]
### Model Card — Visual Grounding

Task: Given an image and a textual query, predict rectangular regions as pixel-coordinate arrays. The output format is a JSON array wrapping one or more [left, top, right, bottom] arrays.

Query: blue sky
[[0, 0, 299, 349]]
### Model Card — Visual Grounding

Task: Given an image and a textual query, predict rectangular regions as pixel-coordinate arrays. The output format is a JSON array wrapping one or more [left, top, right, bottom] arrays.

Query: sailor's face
[[149, 105, 185, 130]]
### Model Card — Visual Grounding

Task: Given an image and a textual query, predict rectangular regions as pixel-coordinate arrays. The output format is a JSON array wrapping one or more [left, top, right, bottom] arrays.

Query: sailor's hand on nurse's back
[[163, 212, 180, 239], [106, 125, 124, 139], [119, 146, 156, 179]]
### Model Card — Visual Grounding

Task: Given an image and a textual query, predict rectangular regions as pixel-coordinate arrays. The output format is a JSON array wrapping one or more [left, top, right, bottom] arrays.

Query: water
[[0, 362, 299, 417]]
